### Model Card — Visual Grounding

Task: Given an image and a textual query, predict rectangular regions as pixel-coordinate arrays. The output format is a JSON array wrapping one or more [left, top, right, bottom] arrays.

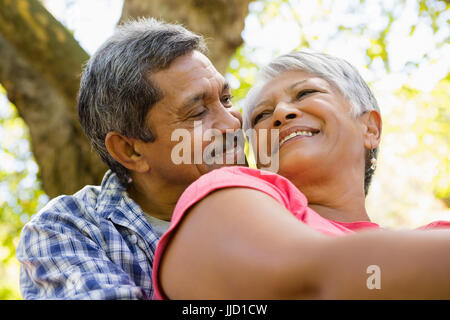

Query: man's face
[[137, 50, 243, 186]]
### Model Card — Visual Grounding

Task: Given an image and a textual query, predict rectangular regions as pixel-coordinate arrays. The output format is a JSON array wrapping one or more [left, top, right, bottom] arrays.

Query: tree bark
[[120, 0, 252, 74], [0, 0, 251, 197], [0, 33, 107, 197], [0, 0, 107, 197]]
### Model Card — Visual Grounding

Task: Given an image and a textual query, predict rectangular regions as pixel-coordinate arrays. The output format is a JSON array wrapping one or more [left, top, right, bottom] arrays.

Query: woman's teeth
[[280, 131, 315, 146]]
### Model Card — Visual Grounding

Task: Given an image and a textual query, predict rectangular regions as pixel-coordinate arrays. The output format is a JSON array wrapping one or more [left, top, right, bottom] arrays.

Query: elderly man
[[16, 18, 242, 299]]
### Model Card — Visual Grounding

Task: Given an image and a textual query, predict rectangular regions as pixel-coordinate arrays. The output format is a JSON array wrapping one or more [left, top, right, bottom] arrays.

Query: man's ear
[[105, 132, 150, 173], [359, 110, 382, 149]]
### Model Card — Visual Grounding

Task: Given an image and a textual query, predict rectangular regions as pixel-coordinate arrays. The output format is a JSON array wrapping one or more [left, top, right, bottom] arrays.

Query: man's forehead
[[173, 50, 214, 72], [151, 51, 226, 102], [154, 51, 214, 79]]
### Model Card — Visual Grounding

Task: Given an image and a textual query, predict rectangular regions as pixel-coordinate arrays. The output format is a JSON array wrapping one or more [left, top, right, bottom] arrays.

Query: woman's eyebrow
[[287, 79, 308, 92], [253, 79, 310, 110], [253, 99, 271, 112]]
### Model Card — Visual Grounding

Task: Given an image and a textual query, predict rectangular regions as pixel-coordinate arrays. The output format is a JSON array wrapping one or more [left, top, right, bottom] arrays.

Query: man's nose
[[214, 107, 242, 132], [272, 102, 302, 127], [229, 107, 243, 128]]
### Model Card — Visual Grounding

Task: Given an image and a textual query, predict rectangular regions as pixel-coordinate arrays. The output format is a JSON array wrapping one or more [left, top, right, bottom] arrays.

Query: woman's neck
[[294, 175, 371, 223], [308, 202, 371, 223]]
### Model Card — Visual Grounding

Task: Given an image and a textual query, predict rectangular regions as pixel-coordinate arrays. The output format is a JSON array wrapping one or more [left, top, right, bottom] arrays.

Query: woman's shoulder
[[176, 166, 308, 218], [191, 165, 302, 193], [416, 220, 450, 230]]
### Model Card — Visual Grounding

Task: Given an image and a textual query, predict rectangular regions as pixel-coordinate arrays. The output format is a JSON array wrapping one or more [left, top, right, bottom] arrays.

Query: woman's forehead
[[254, 71, 330, 103]]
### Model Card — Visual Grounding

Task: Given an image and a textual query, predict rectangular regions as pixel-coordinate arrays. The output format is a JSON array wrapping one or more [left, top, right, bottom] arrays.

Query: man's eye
[[221, 95, 234, 107], [253, 110, 272, 125], [191, 108, 207, 118], [296, 89, 317, 100]]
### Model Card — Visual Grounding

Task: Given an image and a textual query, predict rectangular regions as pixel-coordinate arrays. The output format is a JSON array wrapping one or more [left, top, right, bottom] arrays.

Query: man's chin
[[202, 146, 248, 172]]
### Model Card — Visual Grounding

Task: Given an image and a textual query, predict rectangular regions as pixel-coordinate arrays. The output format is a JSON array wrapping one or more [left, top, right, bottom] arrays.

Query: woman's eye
[[296, 89, 317, 100], [253, 111, 271, 125]]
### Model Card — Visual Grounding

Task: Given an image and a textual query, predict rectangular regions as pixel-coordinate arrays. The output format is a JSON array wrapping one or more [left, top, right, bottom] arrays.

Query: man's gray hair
[[243, 50, 380, 196], [78, 18, 207, 185]]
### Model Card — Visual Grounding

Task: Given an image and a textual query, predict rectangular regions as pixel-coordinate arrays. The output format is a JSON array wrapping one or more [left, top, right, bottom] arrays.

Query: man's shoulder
[[16, 184, 109, 264], [27, 184, 103, 228], [27, 170, 126, 227]]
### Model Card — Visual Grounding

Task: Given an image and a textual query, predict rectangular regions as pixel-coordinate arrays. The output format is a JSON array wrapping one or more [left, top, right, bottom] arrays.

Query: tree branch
[[120, 0, 252, 74], [0, 1, 106, 197], [0, 0, 89, 104]]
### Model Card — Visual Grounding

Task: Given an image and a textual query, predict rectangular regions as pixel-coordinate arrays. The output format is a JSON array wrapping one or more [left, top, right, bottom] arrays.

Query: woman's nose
[[272, 102, 302, 127]]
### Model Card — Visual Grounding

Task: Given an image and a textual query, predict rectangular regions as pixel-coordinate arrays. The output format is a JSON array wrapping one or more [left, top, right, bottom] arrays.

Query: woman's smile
[[279, 125, 321, 148]]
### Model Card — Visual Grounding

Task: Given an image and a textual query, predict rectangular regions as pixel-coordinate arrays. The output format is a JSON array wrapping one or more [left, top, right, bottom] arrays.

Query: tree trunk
[[0, 0, 250, 197], [120, 0, 252, 74], [0, 0, 107, 198]]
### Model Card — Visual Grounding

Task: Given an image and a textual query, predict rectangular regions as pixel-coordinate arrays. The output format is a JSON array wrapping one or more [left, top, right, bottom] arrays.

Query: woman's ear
[[105, 132, 150, 173], [359, 110, 382, 149]]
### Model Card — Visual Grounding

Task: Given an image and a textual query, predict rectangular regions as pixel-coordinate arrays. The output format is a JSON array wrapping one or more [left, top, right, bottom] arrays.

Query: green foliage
[[397, 76, 450, 201], [0, 86, 48, 299], [0, 0, 449, 299], [226, 46, 259, 104]]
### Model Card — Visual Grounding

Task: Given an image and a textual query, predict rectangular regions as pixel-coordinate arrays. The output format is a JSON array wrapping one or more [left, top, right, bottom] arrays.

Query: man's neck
[[126, 175, 188, 222]]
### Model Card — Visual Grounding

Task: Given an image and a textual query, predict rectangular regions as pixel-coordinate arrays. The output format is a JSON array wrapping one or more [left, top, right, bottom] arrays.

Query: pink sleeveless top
[[152, 166, 450, 299]]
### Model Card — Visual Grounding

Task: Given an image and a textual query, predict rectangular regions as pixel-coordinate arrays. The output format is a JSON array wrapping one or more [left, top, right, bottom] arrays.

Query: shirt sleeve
[[16, 201, 148, 300], [152, 166, 308, 299], [416, 220, 450, 230]]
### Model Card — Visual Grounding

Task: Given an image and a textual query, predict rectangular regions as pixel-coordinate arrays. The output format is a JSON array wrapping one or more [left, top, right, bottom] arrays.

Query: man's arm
[[160, 187, 450, 299]]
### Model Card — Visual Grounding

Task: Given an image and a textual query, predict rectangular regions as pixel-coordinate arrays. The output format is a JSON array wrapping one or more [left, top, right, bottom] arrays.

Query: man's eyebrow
[[222, 81, 230, 93], [180, 92, 206, 110], [180, 81, 230, 111]]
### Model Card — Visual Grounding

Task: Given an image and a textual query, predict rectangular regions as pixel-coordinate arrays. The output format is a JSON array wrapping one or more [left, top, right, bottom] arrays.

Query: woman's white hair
[[242, 50, 381, 196]]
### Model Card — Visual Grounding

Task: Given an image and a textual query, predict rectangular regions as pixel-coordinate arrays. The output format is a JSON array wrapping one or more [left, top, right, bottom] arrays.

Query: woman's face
[[250, 70, 368, 187]]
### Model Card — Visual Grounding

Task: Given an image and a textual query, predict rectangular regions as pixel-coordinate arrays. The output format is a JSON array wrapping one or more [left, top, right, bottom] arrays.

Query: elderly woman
[[151, 51, 450, 299]]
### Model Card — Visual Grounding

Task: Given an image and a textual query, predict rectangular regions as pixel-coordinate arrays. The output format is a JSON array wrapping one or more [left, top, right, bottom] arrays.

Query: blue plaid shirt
[[16, 170, 165, 299]]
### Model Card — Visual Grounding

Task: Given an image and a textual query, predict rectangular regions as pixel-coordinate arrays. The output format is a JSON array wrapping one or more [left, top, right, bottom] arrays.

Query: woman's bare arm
[[160, 187, 450, 299]]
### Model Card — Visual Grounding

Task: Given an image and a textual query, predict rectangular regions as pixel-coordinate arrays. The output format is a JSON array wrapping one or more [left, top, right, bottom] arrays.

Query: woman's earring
[[369, 149, 377, 171]]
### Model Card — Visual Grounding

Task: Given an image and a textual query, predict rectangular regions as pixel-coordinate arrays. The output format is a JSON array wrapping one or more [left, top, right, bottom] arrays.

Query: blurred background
[[0, 0, 449, 299]]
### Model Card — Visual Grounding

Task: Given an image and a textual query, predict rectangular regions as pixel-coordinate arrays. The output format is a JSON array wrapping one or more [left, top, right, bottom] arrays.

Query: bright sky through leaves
[[0, 0, 449, 299]]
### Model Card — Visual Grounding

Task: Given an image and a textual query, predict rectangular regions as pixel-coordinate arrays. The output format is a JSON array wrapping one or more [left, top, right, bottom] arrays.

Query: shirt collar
[[95, 170, 127, 211], [96, 171, 146, 228], [95, 170, 169, 242]]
